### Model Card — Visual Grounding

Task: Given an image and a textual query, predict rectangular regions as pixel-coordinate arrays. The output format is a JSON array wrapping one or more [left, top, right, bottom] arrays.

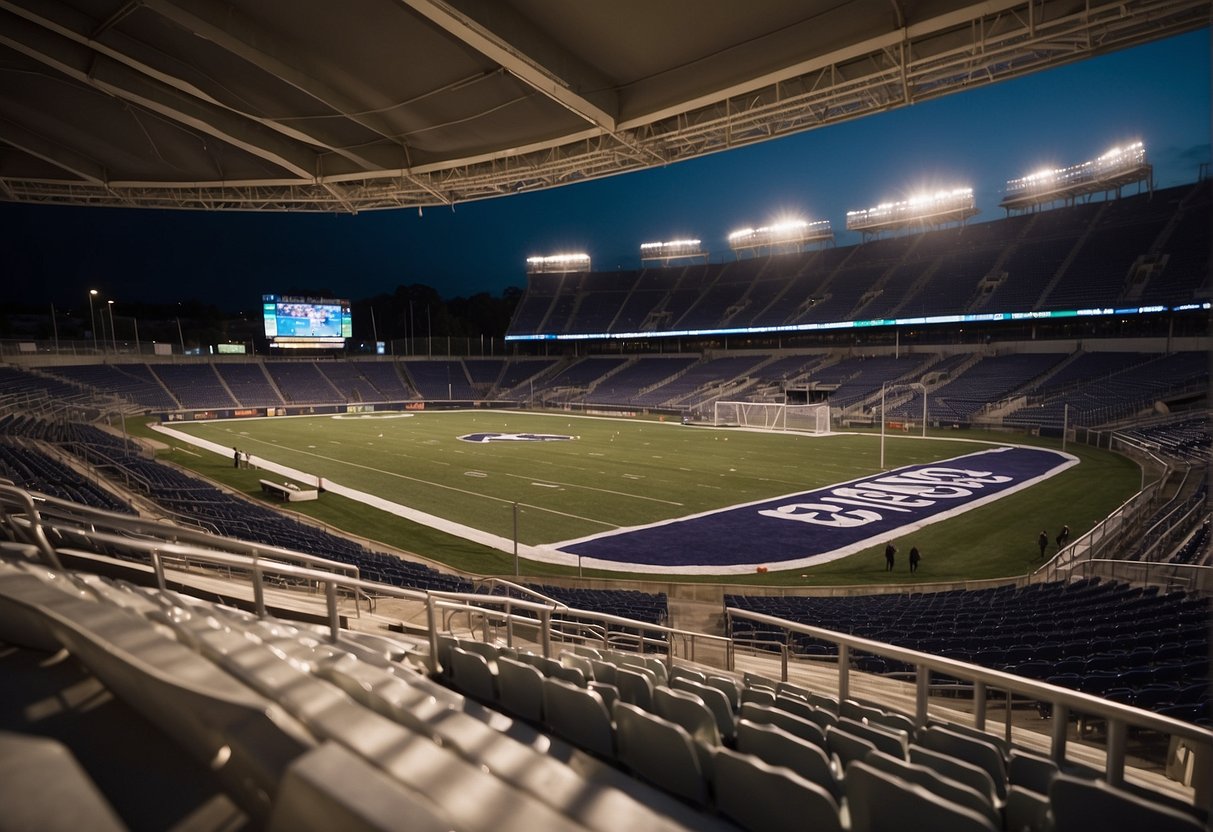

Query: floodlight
[[526, 253, 591, 273], [640, 239, 707, 264], [846, 187, 976, 232]]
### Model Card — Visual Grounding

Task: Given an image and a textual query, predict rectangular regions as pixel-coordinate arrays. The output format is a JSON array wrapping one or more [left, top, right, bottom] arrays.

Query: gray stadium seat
[[825, 724, 878, 770], [668, 665, 706, 685], [836, 716, 908, 759], [735, 718, 841, 800], [919, 726, 1008, 798], [714, 747, 842, 832], [613, 701, 709, 805], [909, 744, 1000, 807], [542, 677, 614, 759], [741, 701, 827, 748], [495, 656, 546, 722], [450, 647, 497, 702], [1049, 773, 1205, 832], [671, 677, 736, 742], [845, 760, 999, 832], [1008, 749, 1060, 794], [863, 749, 1000, 828], [615, 666, 655, 710]]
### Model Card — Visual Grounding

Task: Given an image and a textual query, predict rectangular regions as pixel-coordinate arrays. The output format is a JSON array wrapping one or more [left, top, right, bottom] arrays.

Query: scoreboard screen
[[262, 295, 352, 349]]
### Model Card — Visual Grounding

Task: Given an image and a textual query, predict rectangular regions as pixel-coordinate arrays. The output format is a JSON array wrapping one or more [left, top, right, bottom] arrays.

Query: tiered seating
[[150, 364, 236, 409], [928, 353, 1066, 422], [215, 363, 282, 407], [401, 360, 476, 400], [805, 355, 935, 410], [1119, 417, 1211, 461], [631, 355, 768, 408], [1005, 352, 1208, 429], [263, 362, 342, 404], [350, 360, 413, 400], [44, 363, 178, 410], [727, 579, 1210, 725], [16, 422, 473, 594], [542, 357, 628, 391], [315, 361, 384, 403], [506, 183, 1205, 339], [493, 358, 559, 398], [583, 357, 698, 405], [0, 441, 130, 512]]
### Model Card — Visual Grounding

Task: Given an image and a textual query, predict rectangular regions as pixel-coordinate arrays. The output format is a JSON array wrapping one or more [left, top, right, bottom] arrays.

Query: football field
[[152, 410, 1141, 582]]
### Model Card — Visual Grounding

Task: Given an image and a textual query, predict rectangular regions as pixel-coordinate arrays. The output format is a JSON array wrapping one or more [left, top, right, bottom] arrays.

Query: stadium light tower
[[107, 300, 117, 354], [727, 217, 832, 258], [846, 188, 977, 238], [639, 239, 708, 265], [1001, 141, 1150, 214], [87, 289, 98, 354], [526, 253, 590, 274]]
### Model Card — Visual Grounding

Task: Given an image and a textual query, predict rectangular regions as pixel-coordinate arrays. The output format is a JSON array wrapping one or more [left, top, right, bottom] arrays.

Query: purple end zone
[[557, 446, 1075, 568]]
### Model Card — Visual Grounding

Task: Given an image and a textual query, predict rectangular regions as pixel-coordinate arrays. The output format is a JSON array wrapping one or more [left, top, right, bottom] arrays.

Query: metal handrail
[[725, 606, 1213, 797], [472, 576, 568, 609]]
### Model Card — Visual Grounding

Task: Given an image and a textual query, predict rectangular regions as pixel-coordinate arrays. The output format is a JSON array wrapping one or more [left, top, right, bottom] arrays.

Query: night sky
[[4, 28, 1209, 314]]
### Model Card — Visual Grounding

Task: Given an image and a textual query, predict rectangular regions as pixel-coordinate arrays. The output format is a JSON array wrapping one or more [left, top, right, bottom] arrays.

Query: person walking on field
[[885, 542, 896, 571], [909, 546, 921, 573], [1038, 530, 1049, 559], [233, 447, 240, 469], [1056, 525, 1070, 550]]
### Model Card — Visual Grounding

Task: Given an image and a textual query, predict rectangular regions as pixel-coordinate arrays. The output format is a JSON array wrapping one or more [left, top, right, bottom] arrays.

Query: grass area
[[133, 411, 1140, 587]]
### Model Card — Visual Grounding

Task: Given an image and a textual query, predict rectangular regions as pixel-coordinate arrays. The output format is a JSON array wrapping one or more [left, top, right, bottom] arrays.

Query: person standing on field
[[884, 542, 896, 571]]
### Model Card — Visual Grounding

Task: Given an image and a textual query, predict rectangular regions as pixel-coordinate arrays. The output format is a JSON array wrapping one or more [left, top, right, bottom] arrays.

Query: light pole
[[106, 300, 117, 353], [88, 289, 98, 353], [879, 383, 886, 470]]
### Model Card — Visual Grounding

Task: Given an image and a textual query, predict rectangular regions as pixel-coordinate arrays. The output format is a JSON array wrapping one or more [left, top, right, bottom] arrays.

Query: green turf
[[137, 410, 1141, 585]]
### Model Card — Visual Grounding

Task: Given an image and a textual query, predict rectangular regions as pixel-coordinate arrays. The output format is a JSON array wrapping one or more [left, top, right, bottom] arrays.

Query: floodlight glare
[[727, 217, 832, 254], [525, 252, 591, 273], [1002, 140, 1149, 212], [846, 187, 976, 232]]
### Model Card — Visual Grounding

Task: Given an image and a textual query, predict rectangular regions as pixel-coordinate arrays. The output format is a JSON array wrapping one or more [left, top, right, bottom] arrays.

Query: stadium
[[0, 1, 1210, 830]]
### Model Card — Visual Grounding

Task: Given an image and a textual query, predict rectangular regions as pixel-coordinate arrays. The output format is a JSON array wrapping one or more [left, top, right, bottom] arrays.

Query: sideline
[[152, 422, 571, 565]]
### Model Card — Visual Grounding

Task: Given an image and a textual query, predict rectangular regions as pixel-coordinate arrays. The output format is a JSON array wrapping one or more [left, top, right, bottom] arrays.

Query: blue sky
[[5, 27, 1210, 312]]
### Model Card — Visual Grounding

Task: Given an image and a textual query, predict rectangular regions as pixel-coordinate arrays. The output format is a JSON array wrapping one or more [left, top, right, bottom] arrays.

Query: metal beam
[[0, 12, 318, 179], [137, 0, 404, 169], [0, 105, 107, 183], [398, 0, 619, 132], [0, 0, 389, 174]]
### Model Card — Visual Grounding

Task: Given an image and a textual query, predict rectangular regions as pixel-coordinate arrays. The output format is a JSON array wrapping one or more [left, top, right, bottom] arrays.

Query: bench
[[259, 479, 318, 502]]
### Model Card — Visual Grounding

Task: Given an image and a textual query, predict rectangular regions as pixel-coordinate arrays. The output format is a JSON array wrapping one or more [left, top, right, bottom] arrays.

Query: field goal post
[[713, 401, 830, 434]]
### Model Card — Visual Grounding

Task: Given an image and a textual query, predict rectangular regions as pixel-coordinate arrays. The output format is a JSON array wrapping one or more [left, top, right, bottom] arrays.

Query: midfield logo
[[458, 432, 575, 443]]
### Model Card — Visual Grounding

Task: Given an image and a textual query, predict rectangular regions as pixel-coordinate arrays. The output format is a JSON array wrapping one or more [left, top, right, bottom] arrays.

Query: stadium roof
[[0, 0, 1206, 213]]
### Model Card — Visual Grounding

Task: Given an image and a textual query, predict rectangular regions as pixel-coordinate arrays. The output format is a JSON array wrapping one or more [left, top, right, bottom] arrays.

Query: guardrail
[[1079, 558, 1213, 594], [725, 606, 1213, 803]]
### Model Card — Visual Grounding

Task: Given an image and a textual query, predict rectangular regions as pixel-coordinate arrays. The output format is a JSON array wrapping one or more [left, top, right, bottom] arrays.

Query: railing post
[[505, 600, 514, 648], [781, 644, 788, 682], [1105, 719, 1127, 787], [1051, 703, 1069, 764], [540, 607, 552, 658], [152, 550, 167, 592], [974, 681, 987, 731], [426, 597, 441, 675], [915, 665, 930, 728], [838, 643, 850, 703], [326, 580, 339, 644], [252, 559, 266, 618]]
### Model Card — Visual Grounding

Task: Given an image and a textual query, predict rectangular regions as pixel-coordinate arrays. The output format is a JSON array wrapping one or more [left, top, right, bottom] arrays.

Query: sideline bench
[[259, 479, 318, 502]]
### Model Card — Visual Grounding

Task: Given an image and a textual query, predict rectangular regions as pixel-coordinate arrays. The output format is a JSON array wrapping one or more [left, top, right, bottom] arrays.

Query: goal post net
[[712, 401, 830, 434]]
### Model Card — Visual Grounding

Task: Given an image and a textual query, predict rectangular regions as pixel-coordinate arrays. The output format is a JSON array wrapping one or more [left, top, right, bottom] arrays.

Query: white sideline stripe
[[150, 423, 606, 564]]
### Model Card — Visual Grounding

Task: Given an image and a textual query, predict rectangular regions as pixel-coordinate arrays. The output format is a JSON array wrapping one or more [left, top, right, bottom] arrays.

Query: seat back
[[668, 665, 706, 685], [449, 647, 496, 702], [735, 718, 840, 799], [837, 716, 908, 759], [909, 744, 998, 806], [1008, 749, 1059, 794], [615, 667, 655, 710], [863, 750, 1000, 828], [919, 726, 1007, 798], [590, 659, 617, 686], [1049, 773, 1204, 832], [705, 675, 742, 711], [612, 701, 708, 805], [671, 677, 736, 741], [741, 701, 826, 747], [653, 686, 720, 748], [541, 677, 614, 759], [495, 656, 545, 722], [715, 748, 842, 832], [559, 650, 595, 681], [825, 725, 878, 771], [845, 760, 999, 832]]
